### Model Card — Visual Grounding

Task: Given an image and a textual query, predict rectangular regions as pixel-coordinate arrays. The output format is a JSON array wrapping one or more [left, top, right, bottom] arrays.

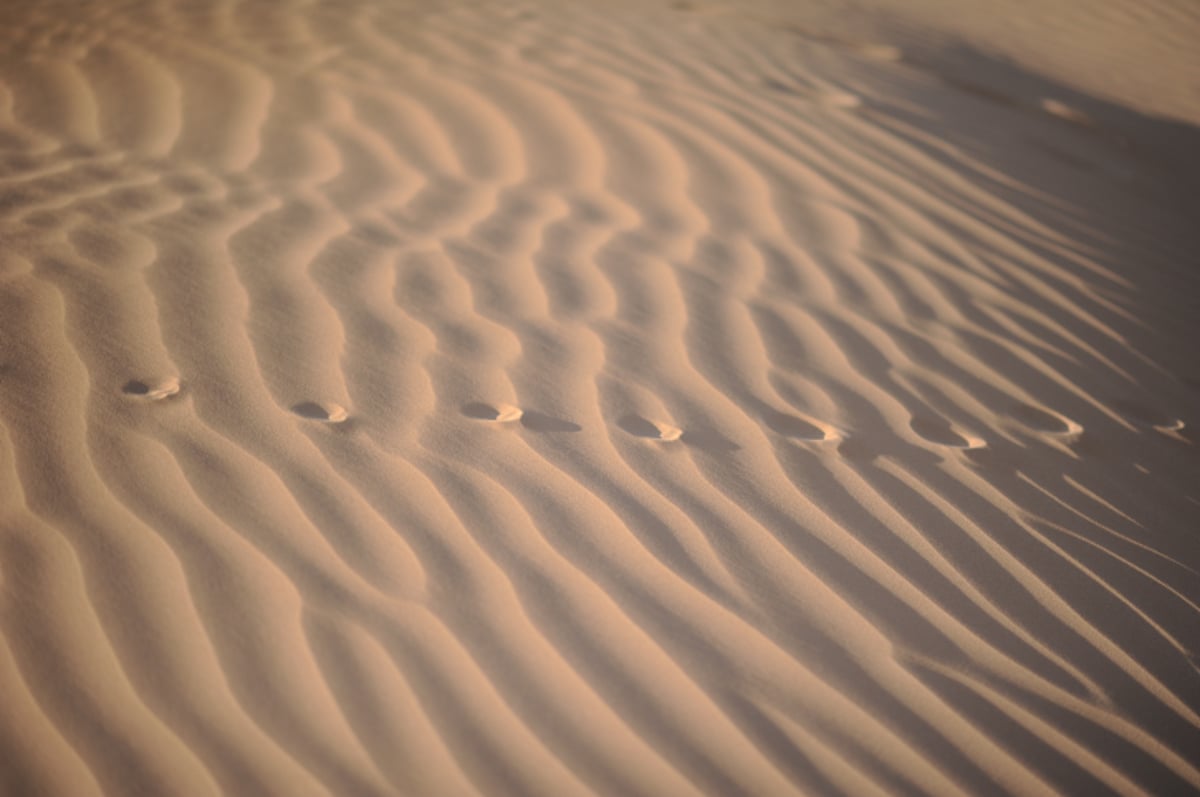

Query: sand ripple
[[0, 1, 1198, 795]]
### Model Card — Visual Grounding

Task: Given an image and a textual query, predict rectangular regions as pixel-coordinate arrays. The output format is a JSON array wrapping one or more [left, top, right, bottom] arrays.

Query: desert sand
[[0, 0, 1198, 795]]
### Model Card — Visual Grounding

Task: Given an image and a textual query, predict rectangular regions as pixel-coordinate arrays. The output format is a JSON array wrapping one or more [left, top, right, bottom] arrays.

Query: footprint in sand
[[1040, 98, 1093, 126], [910, 416, 986, 449], [618, 414, 741, 451], [851, 43, 902, 62], [1010, 403, 1083, 436], [766, 77, 861, 109], [764, 410, 840, 442], [291, 401, 349, 423], [1112, 400, 1185, 433], [618, 414, 683, 442], [818, 90, 862, 109], [462, 402, 581, 432], [463, 401, 523, 423], [123, 377, 182, 401]]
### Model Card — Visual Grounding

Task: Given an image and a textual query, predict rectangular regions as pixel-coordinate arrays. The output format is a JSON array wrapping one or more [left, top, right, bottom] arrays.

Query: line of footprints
[[122, 376, 1189, 452]]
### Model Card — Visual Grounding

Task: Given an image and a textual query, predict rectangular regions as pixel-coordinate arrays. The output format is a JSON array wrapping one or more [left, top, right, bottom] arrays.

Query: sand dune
[[1, 0, 1198, 795]]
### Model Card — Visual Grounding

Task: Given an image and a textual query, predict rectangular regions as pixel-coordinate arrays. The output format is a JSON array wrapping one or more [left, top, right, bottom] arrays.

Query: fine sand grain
[[1, 0, 1198, 795]]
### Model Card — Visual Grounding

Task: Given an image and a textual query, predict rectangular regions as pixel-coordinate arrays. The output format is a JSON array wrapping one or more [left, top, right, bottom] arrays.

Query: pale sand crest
[[0, 0, 1198, 795]]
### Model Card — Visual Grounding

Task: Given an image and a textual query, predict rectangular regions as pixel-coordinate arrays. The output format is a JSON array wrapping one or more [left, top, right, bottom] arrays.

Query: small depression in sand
[[462, 401, 525, 423], [1010, 403, 1083, 436], [1040, 97, 1094, 125], [764, 410, 840, 442], [619, 414, 684, 442], [910, 415, 987, 449], [853, 43, 903, 62], [1112, 399, 1185, 432], [463, 402, 582, 432], [818, 89, 863, 109], [291, 400, 350, 423], [122, 377, 182, 401]]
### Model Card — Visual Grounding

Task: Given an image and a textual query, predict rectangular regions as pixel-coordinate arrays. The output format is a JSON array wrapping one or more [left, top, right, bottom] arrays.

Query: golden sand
[[0, 0, 1197, 794]]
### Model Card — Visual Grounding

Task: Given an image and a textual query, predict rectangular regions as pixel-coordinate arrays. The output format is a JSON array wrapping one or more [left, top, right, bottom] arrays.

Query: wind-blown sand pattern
[[1, 0, 1199, 795]]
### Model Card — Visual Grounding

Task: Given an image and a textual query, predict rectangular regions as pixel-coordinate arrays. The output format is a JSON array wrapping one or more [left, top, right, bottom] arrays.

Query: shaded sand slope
[[1, 0, 1198, 795]]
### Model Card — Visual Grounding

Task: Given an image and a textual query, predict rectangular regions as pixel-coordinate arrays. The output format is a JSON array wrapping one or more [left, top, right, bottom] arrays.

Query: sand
[[0, 0, 1198, 795]]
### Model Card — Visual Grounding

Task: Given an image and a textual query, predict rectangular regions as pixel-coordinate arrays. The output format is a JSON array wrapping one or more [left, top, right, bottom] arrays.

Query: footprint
[[764, 411, 838, 442], [1040, 98, 1093, 126], [818, 90, 862, 109], [123, 377, 182, 401], [462, 402, 581, 432], [291, 401, 349, 423], [1010, 403, 1082, 436], [910, 416, 986, 449], [851, 43, 902, 62], [462, 402, 523, 423], [618, 414, 683, 442], [785, 27, 901, 63], [1112, 400, 1185, 432]]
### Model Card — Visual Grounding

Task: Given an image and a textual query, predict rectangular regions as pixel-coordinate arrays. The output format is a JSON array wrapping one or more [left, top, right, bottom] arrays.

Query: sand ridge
[[0, 0, 1198, 795]]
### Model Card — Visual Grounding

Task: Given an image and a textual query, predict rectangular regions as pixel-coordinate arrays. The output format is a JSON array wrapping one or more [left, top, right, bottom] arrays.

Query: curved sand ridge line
[[1, 0, 1199, 795]]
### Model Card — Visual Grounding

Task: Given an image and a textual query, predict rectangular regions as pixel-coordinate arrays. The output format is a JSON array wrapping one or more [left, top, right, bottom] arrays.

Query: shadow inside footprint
[[520, 411, 581, 433], [619, 414, 666, 438], [123, 378, 181, 400], [910, 416, 972, 448], [765, 412, 825, 441], [617, 414, 737, 451], [618, 414, 682, 441], [1112, 399, 1183, 430], [463, 401, 504, 420], [1010, 403, 1077, 434], [461, 402, 523, 423], [818, 90, 862, 109], [1041, 98, 1093, 126], [292, 401, 348, 423]]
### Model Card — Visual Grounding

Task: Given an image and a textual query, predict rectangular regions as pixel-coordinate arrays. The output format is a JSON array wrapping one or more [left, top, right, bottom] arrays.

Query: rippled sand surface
[[1, 1, 1198, 795]]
